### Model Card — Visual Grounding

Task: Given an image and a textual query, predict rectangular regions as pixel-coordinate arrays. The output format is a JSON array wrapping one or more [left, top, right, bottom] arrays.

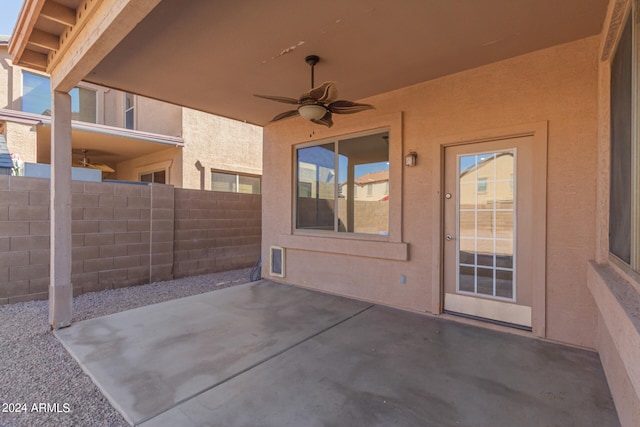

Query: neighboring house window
[[22, 72, 50, 116], [211, 171, 261, 194], [22, 72, 97, 123], [477, 177, 488, 193], [125, 93, 135, 129], [140, 170, 166, 184], [299, 182, 312, 198], [296, 131, 389, 235], [610, 4, 639, 272]]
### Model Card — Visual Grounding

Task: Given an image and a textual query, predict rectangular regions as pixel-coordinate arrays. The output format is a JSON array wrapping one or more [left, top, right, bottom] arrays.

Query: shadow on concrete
[[56, 280, 619, 426]]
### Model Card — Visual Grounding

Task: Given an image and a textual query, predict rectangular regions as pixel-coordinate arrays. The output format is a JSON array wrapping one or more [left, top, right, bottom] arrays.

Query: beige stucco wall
[[136, 96, 182, 137], [262, 36, 600, 349], [181, 109, 262, 190], [0, 45, 25, 112], [5, 122, 37, 162], [103, 90, 182, 136], [0, 46, 9, 109], [588, 1, 640, 424], [116, 147, 183, 187]]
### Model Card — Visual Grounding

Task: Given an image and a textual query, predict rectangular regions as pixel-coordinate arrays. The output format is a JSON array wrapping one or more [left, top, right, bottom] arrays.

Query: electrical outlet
[[400, 274, 407, 284]]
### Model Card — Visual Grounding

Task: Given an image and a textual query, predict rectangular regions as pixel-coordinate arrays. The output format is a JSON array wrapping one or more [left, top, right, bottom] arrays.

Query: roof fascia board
[[8, 0, 47, 64]]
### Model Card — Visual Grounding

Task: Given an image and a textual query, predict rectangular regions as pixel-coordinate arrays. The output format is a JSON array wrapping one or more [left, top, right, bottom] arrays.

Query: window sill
[[279, 234, 408, 261], [587, 261, 640, 397]]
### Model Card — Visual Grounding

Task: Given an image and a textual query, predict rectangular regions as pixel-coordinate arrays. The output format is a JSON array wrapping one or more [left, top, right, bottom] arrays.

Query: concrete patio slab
[[55, 280, 371, 425], [57, 281, 619, 426]]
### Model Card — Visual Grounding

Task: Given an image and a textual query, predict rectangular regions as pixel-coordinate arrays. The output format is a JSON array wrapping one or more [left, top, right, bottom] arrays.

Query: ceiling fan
[[255, 55, 374, 128], [73, 149, 115, 173]]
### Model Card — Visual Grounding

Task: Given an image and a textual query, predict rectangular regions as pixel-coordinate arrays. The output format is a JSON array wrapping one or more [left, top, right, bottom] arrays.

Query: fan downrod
[[305, 55, 320, 88]]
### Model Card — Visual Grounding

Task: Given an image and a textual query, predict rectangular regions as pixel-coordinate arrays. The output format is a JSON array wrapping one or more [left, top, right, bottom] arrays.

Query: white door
[[443, 136, 534, 329]]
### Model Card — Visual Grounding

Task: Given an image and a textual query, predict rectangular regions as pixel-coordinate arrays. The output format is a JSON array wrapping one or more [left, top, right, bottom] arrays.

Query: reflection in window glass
[[457, 151, 515, 301], [140, 170, 166, 184], [297, 143, 336, 230], [609, 12, 633, 264], [22, 72, 97, 123], [125, 93, 135, 129], [23, 72, 51, 116], [238, 175, 261, 194], [296, 132, 390, 235], [212, 172, 237, 192], [70, 87, 97, 123], [211, 171, 261, 194]]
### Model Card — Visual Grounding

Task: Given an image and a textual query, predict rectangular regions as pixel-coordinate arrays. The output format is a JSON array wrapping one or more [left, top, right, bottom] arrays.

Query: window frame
[[293, 128, 391, 240], [609, 2, 640, 273]]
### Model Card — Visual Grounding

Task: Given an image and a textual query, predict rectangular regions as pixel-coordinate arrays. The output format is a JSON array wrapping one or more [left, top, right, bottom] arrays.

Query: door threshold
[[443, 310, 532, 332]]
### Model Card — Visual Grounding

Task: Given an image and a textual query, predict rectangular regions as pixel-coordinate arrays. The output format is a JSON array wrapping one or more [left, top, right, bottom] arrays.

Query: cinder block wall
[[0, 175, 261, 304], [173, 189, 261, 278]]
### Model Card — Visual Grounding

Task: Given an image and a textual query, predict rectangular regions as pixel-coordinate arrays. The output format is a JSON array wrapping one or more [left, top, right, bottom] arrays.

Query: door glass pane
[[496, 270, 514, 299], [477, 268, 494, 296], [457, 150, 515, 300], [459, 266, 475, 292]]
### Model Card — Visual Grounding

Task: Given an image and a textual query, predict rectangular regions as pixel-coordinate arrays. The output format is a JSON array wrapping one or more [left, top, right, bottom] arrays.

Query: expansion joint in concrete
[[134, 304, 375, 426]]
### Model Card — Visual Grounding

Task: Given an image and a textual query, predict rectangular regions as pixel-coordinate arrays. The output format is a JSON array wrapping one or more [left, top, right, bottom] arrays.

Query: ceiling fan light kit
[[298, 104, 327, 121], [255, 55, 373, 128]]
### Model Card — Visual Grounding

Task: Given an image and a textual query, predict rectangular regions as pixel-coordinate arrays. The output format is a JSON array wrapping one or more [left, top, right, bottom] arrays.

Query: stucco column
[[49, 91, 73, 329]]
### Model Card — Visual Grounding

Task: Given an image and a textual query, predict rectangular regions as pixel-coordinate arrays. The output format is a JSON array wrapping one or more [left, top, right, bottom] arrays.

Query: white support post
[[49, 90, 73, 329]]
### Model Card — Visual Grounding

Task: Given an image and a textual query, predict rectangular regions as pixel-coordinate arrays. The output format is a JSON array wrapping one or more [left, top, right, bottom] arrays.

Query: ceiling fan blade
[[311, 111, 333, 128], [85, 162, 115, 173], [254, 94, 300, 105], [328, 100, 374, 114], [93, 163, 115, 173], [271, 109, 300, 122], [302, 81, 338, 103]]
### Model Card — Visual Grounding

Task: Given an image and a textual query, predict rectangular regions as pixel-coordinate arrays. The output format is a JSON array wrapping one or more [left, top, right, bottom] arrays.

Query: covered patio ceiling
[[10, 0, 608, 126], [36, 123, 182, 166]]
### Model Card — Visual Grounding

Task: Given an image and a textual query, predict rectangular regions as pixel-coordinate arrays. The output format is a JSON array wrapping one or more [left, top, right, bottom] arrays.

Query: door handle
[[446, 234, 456, 241]]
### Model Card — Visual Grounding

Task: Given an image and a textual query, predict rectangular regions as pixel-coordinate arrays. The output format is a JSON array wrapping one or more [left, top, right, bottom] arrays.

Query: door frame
[[431, 122, 548, 337]]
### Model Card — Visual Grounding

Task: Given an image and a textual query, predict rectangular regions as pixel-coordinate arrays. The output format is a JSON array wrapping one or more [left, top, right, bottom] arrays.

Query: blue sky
[[0, 0, 24, 36]]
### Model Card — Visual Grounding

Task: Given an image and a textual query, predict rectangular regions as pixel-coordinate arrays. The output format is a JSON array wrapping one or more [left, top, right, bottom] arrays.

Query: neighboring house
[[0, 36, 262, 192], [347, 170, 389, 202], [6, 1, 640, 425]]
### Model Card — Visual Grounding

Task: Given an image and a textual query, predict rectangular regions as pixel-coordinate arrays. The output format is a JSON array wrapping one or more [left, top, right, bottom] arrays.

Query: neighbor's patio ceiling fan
[[73, 149, 115, 173], [255, 55, 374, 128]]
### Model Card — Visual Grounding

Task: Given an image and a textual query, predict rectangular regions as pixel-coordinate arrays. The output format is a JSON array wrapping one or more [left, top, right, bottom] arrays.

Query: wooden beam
[[28, 29, 59, 51], [41, 1, 76, 26], [20, 49, 48, 68], [8, 0, 47, 63], [50, 0, 161, 92]]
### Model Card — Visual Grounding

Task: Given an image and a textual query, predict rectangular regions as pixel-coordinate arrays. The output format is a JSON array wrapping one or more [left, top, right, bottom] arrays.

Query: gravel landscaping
[[0, 268, 254, 427]]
